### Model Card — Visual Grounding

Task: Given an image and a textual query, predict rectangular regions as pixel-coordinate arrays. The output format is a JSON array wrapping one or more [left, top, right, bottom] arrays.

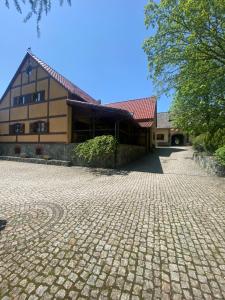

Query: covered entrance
[[171, 134, 184, 146]]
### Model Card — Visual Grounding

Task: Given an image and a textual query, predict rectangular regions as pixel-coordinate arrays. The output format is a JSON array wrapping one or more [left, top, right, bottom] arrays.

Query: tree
[[4, 0, 71, 34], [143, 0, 225, 135]]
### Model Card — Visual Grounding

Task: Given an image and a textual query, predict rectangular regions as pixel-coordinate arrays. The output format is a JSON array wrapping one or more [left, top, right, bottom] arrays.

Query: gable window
[[33, 91, 45, 103], [20, 96, 26, 105], [13, 96, 20, 106], [10, 123, 25, 135], [30, 121, 48, 134], [13, 91, 45, 106], [157, 134, 165, 140]]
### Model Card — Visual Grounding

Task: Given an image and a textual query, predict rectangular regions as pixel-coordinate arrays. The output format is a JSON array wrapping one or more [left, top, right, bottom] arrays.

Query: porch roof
[[67, 99, 139, 124]]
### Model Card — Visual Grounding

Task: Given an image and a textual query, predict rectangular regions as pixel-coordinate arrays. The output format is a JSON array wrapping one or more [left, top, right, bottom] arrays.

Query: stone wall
[[0, 143, 76, 161], [193, 152, 225, 177], [0, 143, 146, 168], [116, 144, 146, 167], [72, 144, 146, 168]]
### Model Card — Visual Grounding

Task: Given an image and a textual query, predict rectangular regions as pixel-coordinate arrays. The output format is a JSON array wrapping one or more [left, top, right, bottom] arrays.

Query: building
[[0, 51, 156, 161], [156, 112, 188, 146], [106, 98, 156, 151]]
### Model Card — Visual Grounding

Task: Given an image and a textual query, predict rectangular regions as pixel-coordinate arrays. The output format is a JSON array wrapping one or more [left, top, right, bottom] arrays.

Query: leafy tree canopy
[[4, 0, 71, 34], [144, 0, 225, 135]]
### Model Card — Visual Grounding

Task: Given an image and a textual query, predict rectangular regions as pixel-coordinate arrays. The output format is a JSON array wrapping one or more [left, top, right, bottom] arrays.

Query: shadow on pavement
[[89, 147, 187, 175], [120, 147, 187, 174], [0, 220, 7, 231]]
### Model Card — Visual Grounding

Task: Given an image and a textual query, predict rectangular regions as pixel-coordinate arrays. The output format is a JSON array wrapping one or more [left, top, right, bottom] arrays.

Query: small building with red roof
[[0, 51, 157, 162]]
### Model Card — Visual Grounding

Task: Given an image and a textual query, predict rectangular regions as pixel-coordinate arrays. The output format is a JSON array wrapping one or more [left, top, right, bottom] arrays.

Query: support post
[[114, 121, 119, 140], [92, 116, 96, 138]]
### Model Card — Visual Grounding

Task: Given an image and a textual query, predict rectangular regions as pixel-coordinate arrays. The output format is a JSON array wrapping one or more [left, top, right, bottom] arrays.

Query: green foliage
[[192, 134, 208, 152], [73, 135, 118, 164], [215, 145, 225, 166], [192, 129, 225, 153], [5, 0, 71, 35], [206, 128, 225, 153], [144, 0, 225, 135]]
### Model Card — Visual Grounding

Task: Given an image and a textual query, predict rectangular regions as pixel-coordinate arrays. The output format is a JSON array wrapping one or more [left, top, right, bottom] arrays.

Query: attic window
[[26, 65, 33, 76], [13, 91, 45, 106], [33, 91, 45, 103]]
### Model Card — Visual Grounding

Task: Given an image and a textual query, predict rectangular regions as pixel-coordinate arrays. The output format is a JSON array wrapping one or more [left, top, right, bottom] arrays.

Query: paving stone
[[0, 147, 224, 299]]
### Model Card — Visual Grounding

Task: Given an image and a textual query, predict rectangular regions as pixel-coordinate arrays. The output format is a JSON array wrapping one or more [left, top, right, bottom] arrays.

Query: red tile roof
[[106, 97, 156, 121], [29, 52, 98, 105], [138, 121, 154, 128]]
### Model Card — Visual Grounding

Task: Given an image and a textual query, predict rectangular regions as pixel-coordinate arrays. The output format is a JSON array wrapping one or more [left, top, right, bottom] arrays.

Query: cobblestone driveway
[[0, 147, 225, 300]]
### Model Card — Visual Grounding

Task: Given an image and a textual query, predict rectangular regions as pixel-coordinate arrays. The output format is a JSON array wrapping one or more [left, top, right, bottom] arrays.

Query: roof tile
[[29, 52, 98, 105], [106, 97, 156, 120]]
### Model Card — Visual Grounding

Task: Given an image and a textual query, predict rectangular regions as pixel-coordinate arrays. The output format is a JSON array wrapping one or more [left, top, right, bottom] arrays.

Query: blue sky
[[0, 0, 171, 112]]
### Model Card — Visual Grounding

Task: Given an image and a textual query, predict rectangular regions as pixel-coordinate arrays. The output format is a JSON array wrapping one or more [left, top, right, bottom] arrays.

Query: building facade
[[156, 112, 188, 146], [0, 51, 156, 160]]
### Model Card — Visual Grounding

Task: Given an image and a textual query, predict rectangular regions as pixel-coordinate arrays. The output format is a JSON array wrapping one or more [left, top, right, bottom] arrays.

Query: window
[[33, 91, 45, 103], [10, 123, 25, 135], [13, 91, 45, 106], [157, 134, 165, 140], [13, 97, 20, 106], [30, 121, 48, 134], [20, 96, 26, 105]]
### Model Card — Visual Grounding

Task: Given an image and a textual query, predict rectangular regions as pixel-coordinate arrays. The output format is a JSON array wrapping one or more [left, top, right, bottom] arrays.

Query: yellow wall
[[22, 83, 35, 95], [156, 129, 170, 145], [37, 67, 48, 80], [67, 106, 72, 143], [0, 123, 9, 134], [18, 135, 39, 143], [22, 72, 29, 85], [49, 117, 67, 132], [10, 106, 27, 121], [0, 55, 70, 143], [29, 102, 48, 119], [40, 134, 67, 143], [11, 87, 20, 106], [0, 110, 9, 122], [0, 92, 10, 109], [37, 79, 48, 96], [50, 79, 68, 99], [49, 99, 67, 116], [0, 136, 16, 142], [12, 74, 21, 87]]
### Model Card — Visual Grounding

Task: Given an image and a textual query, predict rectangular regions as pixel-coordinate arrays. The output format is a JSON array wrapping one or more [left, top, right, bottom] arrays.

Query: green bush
[[211, 128, 225, 151], [215, 145, 225, 166], [193, 129, 225, 153], [192, 134, 207, 152], [73, 135, 118, 164]]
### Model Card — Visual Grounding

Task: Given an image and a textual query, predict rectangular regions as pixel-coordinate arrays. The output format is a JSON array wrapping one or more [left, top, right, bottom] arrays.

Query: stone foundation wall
[[193, 152, 225, 177], [0, 143, 76, 161], [116, 144, 146, 167], [0, 143, 146, 168]]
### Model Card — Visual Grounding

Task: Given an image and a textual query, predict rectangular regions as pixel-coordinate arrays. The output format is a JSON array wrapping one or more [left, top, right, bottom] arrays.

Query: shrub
[[215, 145, 225, 166], [193, 129, 225, 154], [211, 128, 225, 151], [73, 135, 118, 164], [192, 134, 207, 152]]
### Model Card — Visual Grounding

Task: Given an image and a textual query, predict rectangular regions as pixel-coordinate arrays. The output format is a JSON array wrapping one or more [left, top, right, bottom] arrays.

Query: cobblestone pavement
[[0, 146, 225, 300]]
